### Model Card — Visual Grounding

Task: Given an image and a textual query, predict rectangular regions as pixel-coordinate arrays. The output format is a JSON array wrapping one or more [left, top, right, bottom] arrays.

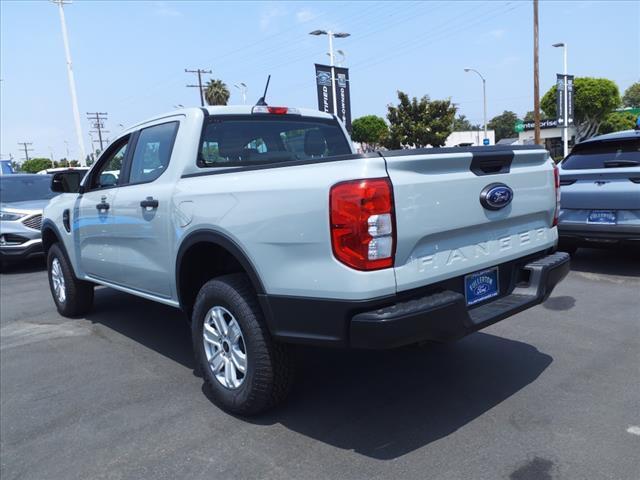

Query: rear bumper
[[350, 252, 569, 348], [558, 209, 640, 245], [558, 228, 640, 245], [261, 250, 570, 349]]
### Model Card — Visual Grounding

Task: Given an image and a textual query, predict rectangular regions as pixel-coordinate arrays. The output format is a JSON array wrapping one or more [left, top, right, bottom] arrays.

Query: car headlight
[[0, 211, 27, 221]]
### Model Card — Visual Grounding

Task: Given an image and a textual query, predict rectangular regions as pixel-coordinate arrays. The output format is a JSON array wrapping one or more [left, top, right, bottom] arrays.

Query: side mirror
[[51, 171, 84, 194]]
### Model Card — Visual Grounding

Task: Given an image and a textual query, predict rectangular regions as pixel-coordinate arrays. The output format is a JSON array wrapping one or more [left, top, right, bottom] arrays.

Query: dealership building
[[516, 119, 576, 159]]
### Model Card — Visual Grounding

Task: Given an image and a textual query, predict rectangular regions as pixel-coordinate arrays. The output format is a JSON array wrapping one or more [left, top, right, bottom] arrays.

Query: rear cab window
[[198, 114, 352, 168], [562, 138, 640, 170]]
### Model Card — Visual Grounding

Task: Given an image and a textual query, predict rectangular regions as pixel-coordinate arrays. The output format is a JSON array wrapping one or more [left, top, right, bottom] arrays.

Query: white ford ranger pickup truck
[[42, 105, 570, 414]]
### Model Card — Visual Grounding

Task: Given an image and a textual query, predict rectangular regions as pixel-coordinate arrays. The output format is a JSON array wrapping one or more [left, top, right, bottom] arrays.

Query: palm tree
[[204, 79, 230, 106]]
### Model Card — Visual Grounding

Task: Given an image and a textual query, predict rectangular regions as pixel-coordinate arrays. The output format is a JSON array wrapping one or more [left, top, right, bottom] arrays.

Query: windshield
[[562, 139, 640, 170], [0, 175, 57, 203], [199, 115, 352, 167]]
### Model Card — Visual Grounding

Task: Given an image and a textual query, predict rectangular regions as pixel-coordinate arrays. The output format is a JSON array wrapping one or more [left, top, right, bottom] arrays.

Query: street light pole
[[553, 42, 569, 158], [309, 30, 350, 116], [52, 0, 86, 166], [234, 83, 248, 104], [464, 68, 488, 143]]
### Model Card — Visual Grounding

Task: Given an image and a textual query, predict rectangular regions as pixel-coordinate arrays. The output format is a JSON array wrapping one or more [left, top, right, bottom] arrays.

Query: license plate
[[465, 267, 499, 306], [587, 210, 617, 224]]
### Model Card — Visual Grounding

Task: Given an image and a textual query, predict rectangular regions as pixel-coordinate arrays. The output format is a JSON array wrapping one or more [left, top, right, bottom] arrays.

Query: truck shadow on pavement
[[569, 247, 640, 277], [86, 287, 553, 461], [249, 335, 553, 460]]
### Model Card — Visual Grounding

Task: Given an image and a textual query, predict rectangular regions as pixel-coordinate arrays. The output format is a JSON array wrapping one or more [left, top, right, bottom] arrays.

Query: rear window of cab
[[562, 139, 640, 170], [198, 115, 352, 168]]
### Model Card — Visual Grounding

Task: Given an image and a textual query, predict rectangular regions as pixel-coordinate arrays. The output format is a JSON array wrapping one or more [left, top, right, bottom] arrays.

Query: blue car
[[557, 129, 640, 252]]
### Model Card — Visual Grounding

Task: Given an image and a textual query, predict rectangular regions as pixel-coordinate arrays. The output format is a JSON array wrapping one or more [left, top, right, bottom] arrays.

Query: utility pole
[[533, 0, 541, 145], [18, 142, 34, 161], [86, 112, 108, 151], [185, 68, 212, 106], [52, 0, 86, 166]]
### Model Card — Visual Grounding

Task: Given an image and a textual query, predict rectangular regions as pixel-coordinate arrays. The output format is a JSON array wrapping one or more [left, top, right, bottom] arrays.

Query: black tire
[[47, 243, 94, 317], [192, 273, 295, 415]]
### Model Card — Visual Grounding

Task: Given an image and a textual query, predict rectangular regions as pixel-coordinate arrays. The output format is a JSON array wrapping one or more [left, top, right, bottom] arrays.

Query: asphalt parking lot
[[1, 248, 639, 480]]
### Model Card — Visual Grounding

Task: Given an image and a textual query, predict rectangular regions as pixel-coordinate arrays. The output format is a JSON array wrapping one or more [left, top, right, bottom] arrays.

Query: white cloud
[[260, 5, 287, 31], [489, 29, 505, 39], [296, 9, 316, 23], [154, 1, 182, 18]]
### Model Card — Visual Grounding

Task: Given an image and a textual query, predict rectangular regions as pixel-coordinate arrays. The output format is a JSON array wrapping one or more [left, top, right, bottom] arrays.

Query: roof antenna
[[255, 75, 271, 106]]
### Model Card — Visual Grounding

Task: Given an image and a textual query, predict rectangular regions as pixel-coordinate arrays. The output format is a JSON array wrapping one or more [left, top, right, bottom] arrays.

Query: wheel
[[47, 243, 94, 317], [192, 273, 295, 415]]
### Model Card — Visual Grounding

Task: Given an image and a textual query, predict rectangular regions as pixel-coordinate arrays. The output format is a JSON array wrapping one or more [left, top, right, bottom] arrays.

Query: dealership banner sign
[[556, 74, 575, 125], [333, 66, 352, 131], [314, 64, 352, 131], [315, 64, 334, 115]]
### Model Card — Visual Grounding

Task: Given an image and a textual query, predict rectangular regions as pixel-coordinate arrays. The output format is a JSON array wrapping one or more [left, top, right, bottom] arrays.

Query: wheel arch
[[175, 229, 266, 314], [41, 219, 64, 255]]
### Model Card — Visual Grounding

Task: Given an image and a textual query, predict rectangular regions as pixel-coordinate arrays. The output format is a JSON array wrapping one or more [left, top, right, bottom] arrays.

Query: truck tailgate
[[382, 147, 557, 293]]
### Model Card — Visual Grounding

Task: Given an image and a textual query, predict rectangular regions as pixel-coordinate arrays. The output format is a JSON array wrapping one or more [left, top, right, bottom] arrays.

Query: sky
[[1, 0, 638, 161]]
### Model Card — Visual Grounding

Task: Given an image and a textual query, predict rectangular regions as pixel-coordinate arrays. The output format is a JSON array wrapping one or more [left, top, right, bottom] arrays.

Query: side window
[[89, 139, 128, 190], [129, 122, 178, 184]]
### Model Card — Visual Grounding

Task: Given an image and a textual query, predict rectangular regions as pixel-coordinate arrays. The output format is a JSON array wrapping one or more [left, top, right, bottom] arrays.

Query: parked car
[[0, 160, 14, 175], [558, 129, 640, 253], [0, 171, 85, 267], [42, 105, 569, 415], [0, 174, 55, 266]]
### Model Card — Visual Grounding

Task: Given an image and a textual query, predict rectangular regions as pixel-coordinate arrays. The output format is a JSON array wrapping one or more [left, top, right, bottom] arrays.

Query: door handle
[[96, 202, 110, 211], [140, 197, 159, 209]]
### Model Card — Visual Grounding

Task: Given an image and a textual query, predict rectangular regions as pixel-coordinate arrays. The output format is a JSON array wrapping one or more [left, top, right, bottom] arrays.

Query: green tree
[[487, 111, 519, 141], [204, 79, 230, 106], [598, 111, 637, 135], [523, 111, 535, 122], [452, 114, 476, 131], [385, 91, 456, 149], [54, 159, 69, 168], [541, 77, 620, 141], [622, 82, 640, 108], [351, 115, 389, 151], [20, 157, 52, 173]]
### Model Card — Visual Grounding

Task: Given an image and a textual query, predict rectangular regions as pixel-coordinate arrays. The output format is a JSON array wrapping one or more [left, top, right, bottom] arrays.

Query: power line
[[18, 142, 34, 161], [185, 68, 212, 106], [86, 112, 108, 151]]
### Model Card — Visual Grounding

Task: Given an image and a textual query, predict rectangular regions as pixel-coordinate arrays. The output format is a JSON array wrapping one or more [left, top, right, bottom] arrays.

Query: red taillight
[[267, 106, 288, 115], [552, 164, 561, 227], [330, 178, 395, 271]]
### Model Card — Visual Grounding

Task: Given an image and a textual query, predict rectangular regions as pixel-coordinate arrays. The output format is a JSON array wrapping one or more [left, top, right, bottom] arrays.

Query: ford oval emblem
[[480, 183, 514, 210]]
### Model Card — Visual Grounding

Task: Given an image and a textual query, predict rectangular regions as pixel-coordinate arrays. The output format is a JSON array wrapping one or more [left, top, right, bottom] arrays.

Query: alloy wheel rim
[[51, 258, 66, 303], [202, 306, 247, 389]]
